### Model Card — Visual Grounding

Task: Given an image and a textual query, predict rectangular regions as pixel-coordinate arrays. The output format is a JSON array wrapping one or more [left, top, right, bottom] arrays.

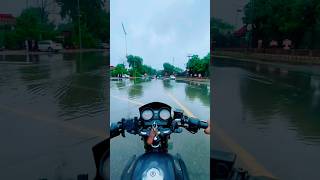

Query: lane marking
[[166, 92, 195, 118], [165, 91, 276, 179], [110, 95, 144, 106], [214, 124, 276, 178]]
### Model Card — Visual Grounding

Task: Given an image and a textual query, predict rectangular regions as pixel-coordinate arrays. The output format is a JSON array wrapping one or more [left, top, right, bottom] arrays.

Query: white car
[[38, 40, 63, 52], [170, 75, 176, 80]]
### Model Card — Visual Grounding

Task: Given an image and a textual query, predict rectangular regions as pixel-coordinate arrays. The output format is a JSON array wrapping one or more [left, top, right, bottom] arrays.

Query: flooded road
[[213, 57, 320, 180], [110, 79, 210, 180], [0, 52, 108, 179]]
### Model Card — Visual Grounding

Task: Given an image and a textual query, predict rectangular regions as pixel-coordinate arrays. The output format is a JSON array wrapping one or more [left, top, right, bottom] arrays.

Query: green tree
[[4, 7, 57, 49], [111, 64, 128, 77], [211, 17, 235, 48], [127, 55, 144, 77], [243, 0, 320, 49], [186, 53, 210, 77], [163, 63, 182, 75], [55, 0, 109, 47], [140, 65, 157, 76]]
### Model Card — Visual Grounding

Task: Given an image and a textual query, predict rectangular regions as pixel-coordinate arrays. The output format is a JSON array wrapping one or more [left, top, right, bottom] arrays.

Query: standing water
[[213, 57, 320, 180], [0, 52, 108, 179]]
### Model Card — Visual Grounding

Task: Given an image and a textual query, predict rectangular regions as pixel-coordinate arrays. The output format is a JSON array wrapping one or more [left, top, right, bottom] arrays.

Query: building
[[0, 13, 16, 28], [0, 13, 16, 47]]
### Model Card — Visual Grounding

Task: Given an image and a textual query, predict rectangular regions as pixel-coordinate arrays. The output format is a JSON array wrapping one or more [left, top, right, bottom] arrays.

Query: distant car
[[123, 74, 130, 78], [38, 40, 63, 52], [97, 43, 109, 49], [170, 75, 176, 80]]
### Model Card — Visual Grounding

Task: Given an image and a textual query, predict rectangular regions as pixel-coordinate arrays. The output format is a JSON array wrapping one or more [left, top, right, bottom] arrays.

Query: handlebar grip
[[199, 120, 208, 129], [187, 117, 208, 129]]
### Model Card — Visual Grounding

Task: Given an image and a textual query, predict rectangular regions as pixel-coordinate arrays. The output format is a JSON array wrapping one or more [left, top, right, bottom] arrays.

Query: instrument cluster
[[139, 102, 172, 126]]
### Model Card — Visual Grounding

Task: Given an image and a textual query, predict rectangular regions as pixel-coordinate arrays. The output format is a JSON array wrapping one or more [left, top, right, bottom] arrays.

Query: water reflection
[[127, 80, 144, 98], [185, 83, 210, 107], [57, 53, 107, 121], [231, 60, 320, 143], [0, 52, 108, 179], [213, 58, 320, 180], [162, 79, 174, 89], [114, 79, 126, 90]]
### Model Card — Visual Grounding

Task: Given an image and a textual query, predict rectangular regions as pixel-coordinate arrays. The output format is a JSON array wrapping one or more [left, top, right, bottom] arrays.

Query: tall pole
[[122, 23, 132, 77], [122, 23, 127, 57], [77, 0, 82, 49]]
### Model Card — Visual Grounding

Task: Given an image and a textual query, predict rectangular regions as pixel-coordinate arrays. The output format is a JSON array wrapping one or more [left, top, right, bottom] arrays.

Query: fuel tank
[[121, 152, 189, 180]]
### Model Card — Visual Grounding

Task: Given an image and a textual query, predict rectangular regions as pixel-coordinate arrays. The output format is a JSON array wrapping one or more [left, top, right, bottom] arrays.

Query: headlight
[[159, 109, 171, 120], [141, 109, 153, 121]]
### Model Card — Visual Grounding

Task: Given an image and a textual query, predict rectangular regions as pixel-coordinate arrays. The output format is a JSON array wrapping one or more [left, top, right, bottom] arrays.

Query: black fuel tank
[[121, 152, 189, 180]]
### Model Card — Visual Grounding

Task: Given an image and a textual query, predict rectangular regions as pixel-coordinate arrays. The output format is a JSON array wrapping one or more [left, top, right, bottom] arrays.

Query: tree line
[[1, 0, 109, 49], [244, 0, 320, 49], [212, 0, 320, 49], [111, 53, 210, 78]]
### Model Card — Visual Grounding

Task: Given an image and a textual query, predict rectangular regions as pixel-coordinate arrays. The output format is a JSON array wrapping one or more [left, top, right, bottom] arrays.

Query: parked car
[[38, 40, 63, 52], [97, 43, 109, 49], [170, 75, 176, 80]]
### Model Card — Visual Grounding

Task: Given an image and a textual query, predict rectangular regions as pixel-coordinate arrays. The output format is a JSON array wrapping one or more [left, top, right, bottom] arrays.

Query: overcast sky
[[110, 0, 210, 70]]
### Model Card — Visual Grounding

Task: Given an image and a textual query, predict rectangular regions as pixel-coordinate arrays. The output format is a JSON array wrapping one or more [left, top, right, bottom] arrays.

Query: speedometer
[[141, 109, 153, 121], [159, 109, 171, 120]]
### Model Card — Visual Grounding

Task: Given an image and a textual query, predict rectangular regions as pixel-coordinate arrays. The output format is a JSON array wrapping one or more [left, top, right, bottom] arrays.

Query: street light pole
[[77, 0, 82, 49], [122, 23, 128, 57], [122, 22, 133, 77]]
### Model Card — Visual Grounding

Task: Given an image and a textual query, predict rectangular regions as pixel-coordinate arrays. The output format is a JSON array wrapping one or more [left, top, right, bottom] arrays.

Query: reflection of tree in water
[[162, 80, 173, 89], [64, 52, 107, 73], [127, 80, 144, 98], [114, 79, 126, 90], [185, 83, 210, 106], [57, 52, 107, 120], [240, 67, 320, 142]]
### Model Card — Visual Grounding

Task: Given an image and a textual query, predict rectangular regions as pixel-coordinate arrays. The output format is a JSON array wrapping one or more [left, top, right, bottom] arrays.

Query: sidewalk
[[176, 77, 210, 85], [214, 50, 320, 65]]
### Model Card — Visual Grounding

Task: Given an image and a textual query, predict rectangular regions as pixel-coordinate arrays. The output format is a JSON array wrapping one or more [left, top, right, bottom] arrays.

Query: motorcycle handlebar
[[110, 116, 209, 138], [110, 122, 121, 138]]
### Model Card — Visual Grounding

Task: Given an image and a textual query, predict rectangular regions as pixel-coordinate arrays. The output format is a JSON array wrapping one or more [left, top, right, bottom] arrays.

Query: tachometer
[[159, 109, 171, 120], [141, 109, 153, 121]]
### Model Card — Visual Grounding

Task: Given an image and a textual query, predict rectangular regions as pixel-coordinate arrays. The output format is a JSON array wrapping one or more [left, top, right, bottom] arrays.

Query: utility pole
[[77, 0, 82, 49]]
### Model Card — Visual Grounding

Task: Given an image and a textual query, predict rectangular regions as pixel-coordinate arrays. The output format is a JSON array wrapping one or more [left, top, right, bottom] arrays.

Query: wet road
[[110, 78, 210, 180], [0, 52, 108, 179], [213, 57, 320, 180]]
